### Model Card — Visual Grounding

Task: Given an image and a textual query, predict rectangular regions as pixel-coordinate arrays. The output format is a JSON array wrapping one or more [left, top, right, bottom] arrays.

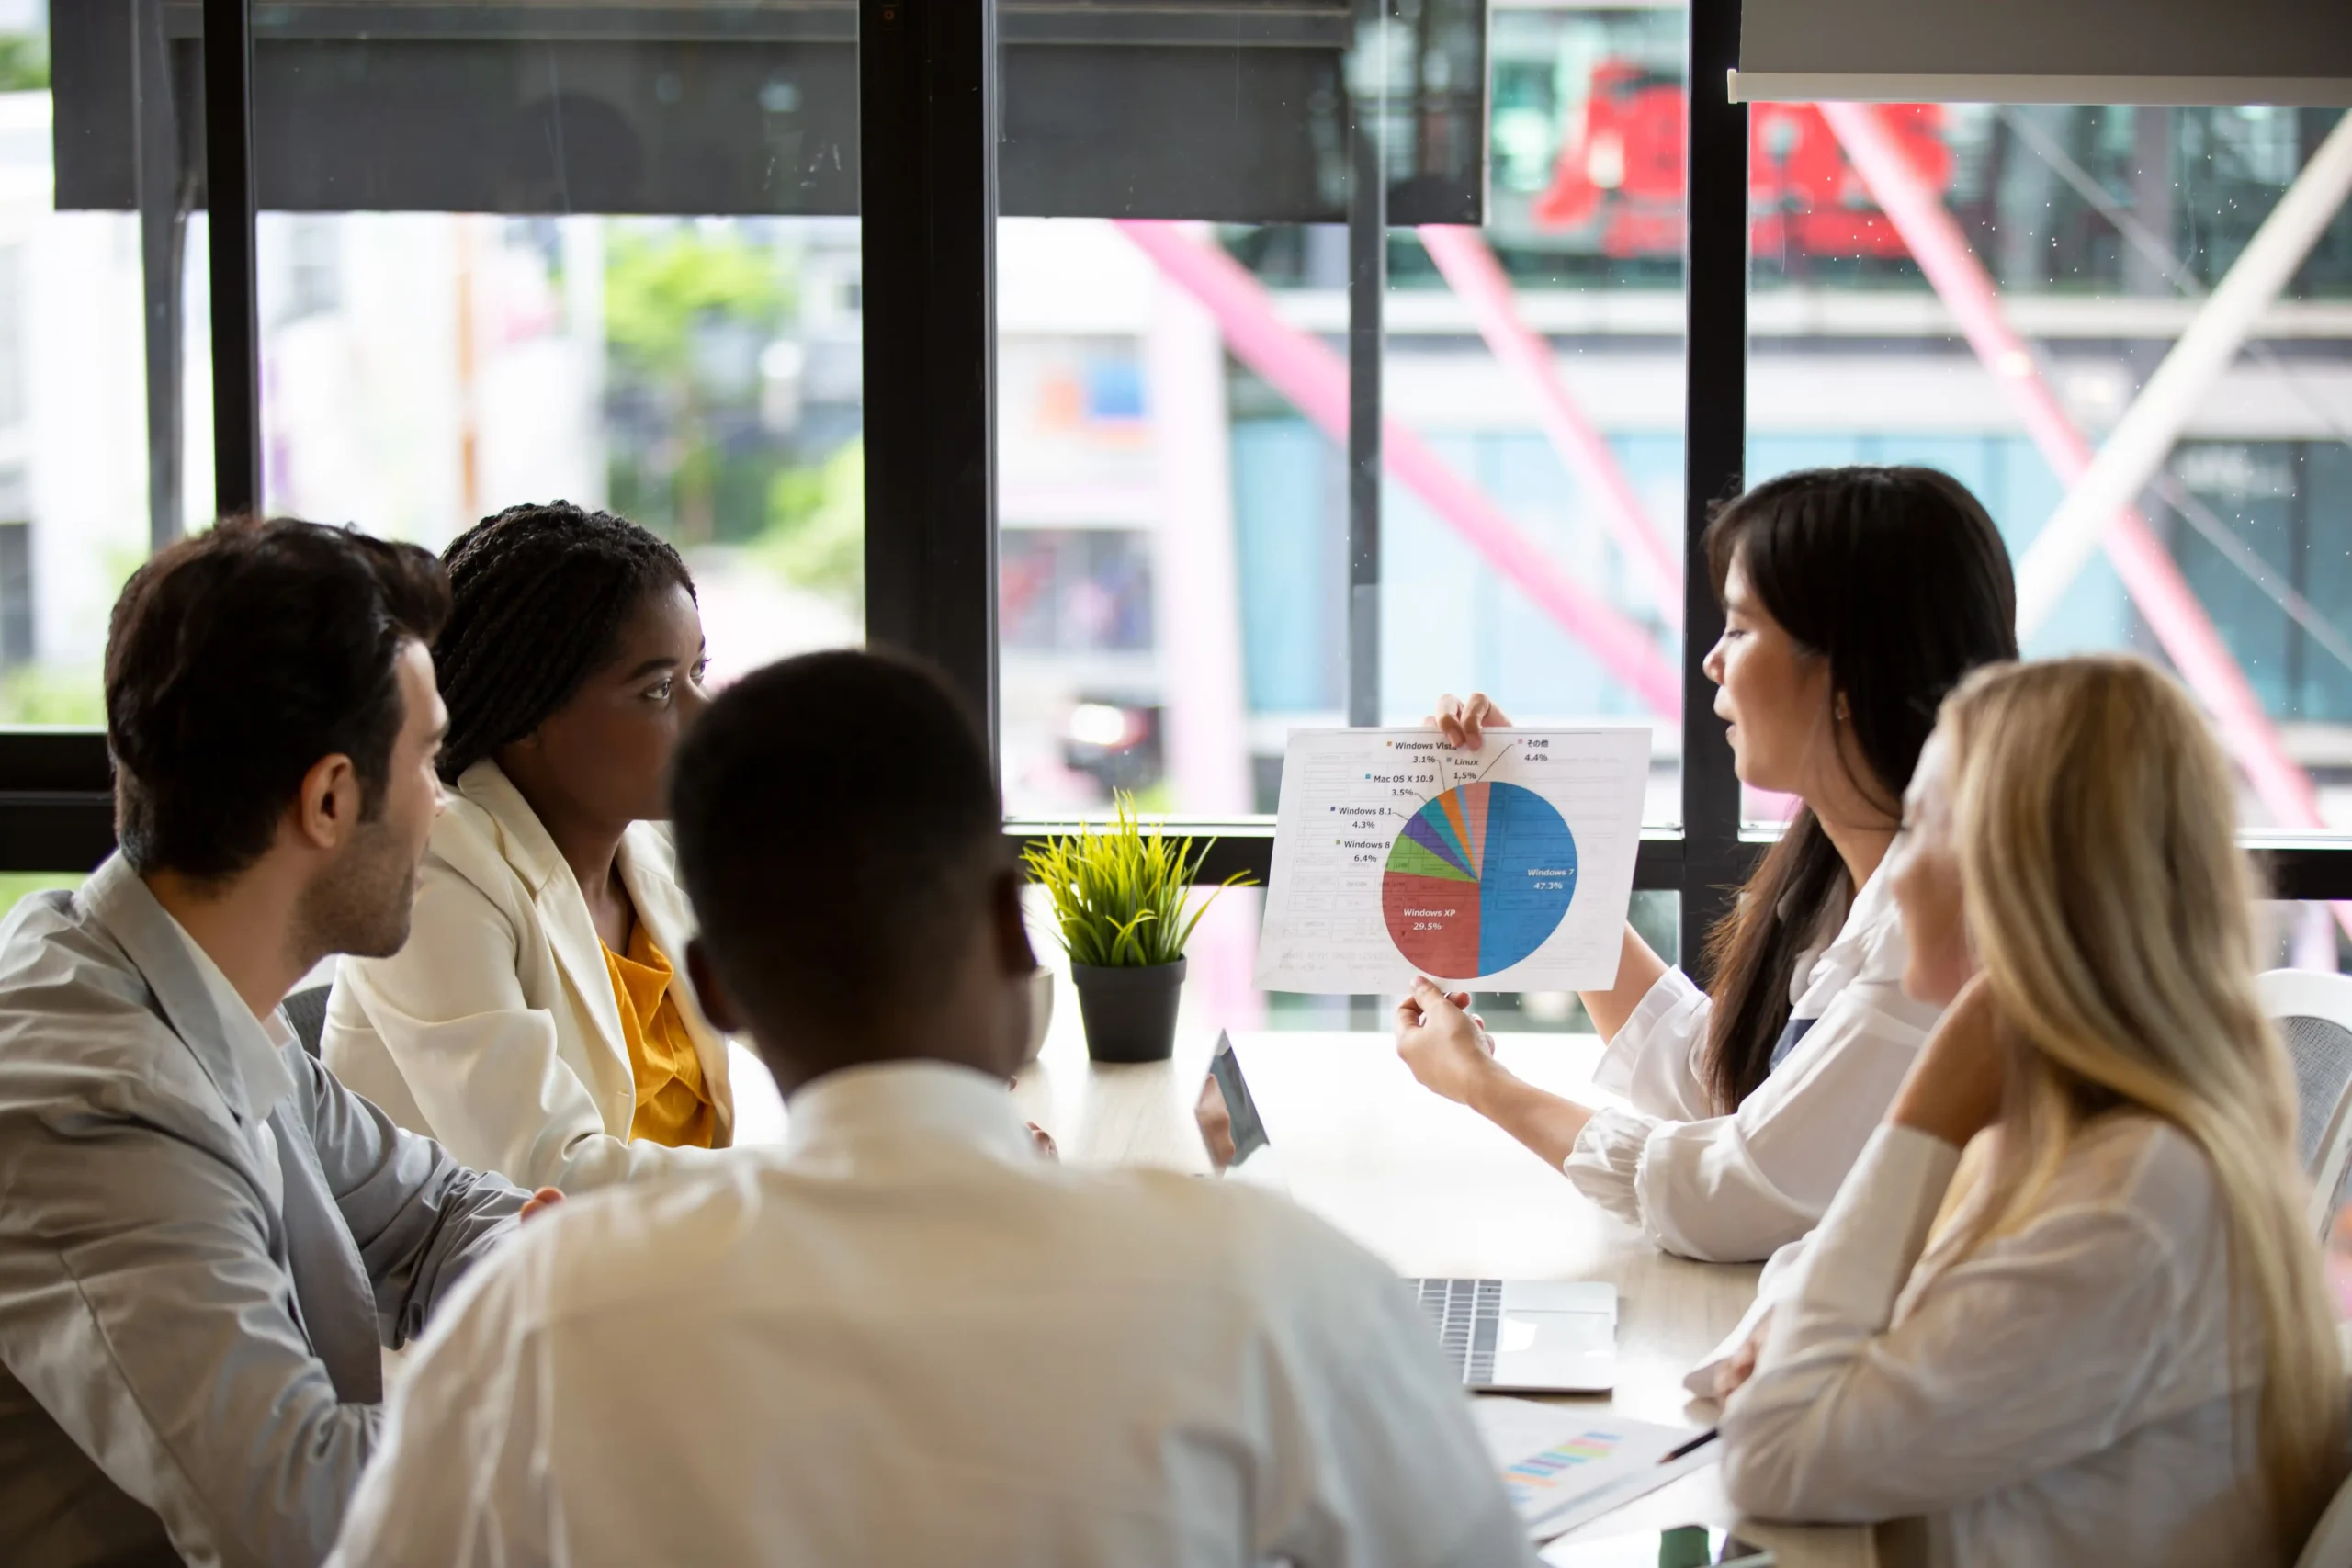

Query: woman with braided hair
[[322, 501, 760, 1190]]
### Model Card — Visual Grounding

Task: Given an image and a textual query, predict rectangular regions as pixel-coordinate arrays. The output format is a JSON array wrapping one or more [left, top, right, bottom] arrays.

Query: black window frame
[[6, 0, 2351, 959]]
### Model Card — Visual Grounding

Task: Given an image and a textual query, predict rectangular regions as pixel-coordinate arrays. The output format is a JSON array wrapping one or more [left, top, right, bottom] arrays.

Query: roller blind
[[53, 0, 1491, 224], [1731, 0, 2352, 106]]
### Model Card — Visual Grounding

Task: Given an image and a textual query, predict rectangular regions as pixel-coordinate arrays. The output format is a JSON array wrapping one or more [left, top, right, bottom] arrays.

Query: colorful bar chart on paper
[[1499, 1427, 1630, 1514], [1474, 1397, 1721, 1542], [1380, 780, 1577, 980]]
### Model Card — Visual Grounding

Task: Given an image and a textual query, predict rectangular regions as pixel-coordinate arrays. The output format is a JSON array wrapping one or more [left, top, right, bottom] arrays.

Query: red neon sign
[[1532, 62, 1952, 259]]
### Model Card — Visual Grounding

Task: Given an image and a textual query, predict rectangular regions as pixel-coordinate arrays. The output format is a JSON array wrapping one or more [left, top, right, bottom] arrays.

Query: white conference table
[[1009, 1015, 1879, 1567]]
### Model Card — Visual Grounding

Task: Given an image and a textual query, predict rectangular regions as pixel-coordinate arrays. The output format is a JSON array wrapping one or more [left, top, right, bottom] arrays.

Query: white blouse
[[1722, 1119, 2301, 1568], [1563, 869, 1942, 1261], [323, 761, 741, 1192]]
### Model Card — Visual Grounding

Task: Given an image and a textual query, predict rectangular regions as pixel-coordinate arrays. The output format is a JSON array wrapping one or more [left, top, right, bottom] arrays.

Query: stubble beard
[[293, 815, 420, 964]]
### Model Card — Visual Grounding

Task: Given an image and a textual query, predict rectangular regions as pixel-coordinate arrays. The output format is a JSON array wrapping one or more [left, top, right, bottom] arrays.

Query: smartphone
[[1538, 1524, 1772, 1568]]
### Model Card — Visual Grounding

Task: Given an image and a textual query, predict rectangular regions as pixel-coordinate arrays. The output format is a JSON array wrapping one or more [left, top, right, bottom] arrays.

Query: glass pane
[[1746, 104, 2352, 832], [250, 6, 862, 689], [999, 6, 1687, 828], [12, 3, 214, 725], [998, 6, 1690, 1032], [1385, 1, 1686, 830], [2263, 900, 2348, 976]]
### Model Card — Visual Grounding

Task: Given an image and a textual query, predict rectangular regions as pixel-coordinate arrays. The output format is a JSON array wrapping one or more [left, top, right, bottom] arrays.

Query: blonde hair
[[1932, 655, 2344, 1546]]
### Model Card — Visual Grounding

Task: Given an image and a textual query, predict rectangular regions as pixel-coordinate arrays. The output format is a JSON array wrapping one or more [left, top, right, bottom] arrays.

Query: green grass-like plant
[[1023, 792, 1256, 968]]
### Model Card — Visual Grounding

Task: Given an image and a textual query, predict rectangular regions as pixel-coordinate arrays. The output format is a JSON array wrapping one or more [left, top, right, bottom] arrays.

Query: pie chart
[[1381, 781, 1577, 979]]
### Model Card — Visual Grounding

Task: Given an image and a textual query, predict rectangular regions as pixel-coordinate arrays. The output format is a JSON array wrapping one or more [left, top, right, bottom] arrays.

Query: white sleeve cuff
[[1768, 1123, 1961, 1349], [1599, 968, 1712, 1104], [1562, 1106, 1658, 1230], [1682, 1233, 1813, 1396], [1687, 1297, 1770, 1400]]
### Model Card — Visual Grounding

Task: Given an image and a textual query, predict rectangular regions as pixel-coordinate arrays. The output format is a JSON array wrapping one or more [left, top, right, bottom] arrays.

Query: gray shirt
[[0, 854, 529, 1567]]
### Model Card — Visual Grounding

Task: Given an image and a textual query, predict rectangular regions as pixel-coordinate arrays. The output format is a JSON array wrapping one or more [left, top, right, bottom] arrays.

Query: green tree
[[0, 666, 103, 726], [0, 31, 48, 94], [757, 437, 864, 608], [605, 226, 790, 543]]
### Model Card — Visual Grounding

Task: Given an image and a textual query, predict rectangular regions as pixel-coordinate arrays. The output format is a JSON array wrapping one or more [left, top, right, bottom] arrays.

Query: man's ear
[[990, 867, 1036, 977], [684, 938, 745, 1034], [292, 752, 362, 852]]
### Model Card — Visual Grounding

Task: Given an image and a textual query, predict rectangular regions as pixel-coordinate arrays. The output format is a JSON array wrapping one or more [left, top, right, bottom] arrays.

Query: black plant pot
[[1069, 958, 1187, 1064]]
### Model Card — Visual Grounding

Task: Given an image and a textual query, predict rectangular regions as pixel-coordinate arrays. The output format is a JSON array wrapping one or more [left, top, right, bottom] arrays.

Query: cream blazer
[[323, 759, 736, 1192]]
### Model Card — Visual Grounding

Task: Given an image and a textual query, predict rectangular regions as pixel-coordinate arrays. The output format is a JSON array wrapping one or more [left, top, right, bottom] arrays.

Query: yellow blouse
[[602, 923, 716, 1149]]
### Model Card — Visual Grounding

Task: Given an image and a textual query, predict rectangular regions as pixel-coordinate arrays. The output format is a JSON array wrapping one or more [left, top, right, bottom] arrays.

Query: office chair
[[2258, 968, 2352, 1242], [282, 984, 332, 1060]]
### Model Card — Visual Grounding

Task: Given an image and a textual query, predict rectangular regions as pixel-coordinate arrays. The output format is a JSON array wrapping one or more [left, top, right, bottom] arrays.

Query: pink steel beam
[[1416, 223, 1684, 626], [1820, 104, 2342, 883], [1116, 220, 1682, 716], [2016, 113, 2352, 636]]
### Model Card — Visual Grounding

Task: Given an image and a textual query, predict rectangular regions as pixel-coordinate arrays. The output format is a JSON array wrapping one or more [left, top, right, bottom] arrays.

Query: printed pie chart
[[1380, 781, 1577, 980]]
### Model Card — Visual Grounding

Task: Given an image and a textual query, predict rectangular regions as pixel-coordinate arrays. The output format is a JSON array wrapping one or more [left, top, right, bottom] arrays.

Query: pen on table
[[1659, 1428, 1719, 1464]]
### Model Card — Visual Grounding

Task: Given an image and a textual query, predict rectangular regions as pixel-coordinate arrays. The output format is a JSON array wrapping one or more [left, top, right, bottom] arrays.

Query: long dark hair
[[432, 501, 695, 783], [1697, 466, 2017, 1114]]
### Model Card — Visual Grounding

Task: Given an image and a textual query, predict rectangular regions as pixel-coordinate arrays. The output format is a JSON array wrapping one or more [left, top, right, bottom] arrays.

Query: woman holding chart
[[1396, 465, 2016, 1262], [1718, 656, 2345, 1566]]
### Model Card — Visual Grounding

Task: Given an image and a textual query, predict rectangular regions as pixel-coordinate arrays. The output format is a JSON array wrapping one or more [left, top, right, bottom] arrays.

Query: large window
[[1, 5, 210, 726], [11, 2, 2352, 1004], [246, 7, 864, 688], [997, 6, 1688, 829], [993, 4, 1690, 1030], [1745, 103, 2352, 871]]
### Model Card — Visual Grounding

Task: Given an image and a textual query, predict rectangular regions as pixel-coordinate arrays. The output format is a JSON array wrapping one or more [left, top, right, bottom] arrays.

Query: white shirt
[[1564, 869, 1942, 1261], [327, 1060, 1536, 1568], [1722, 1119, 2307, 1568]]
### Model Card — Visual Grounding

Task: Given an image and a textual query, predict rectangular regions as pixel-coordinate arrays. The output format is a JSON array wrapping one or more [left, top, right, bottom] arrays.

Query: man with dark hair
[[333, 649, 1532, 1567], [0, 518, 542, 1567]]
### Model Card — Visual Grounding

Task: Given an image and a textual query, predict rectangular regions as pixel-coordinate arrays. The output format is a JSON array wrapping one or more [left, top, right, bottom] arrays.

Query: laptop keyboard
[[1410, 1278, 1501, 1386]]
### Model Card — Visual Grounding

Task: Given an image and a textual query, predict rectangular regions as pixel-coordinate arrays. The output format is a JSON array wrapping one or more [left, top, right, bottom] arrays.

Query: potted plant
[[1023, 793, 1255, 1064]]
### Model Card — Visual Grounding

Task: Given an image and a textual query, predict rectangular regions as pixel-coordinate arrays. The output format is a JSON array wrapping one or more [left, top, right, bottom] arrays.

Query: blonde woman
[[1719, 656, 2346, 1566]]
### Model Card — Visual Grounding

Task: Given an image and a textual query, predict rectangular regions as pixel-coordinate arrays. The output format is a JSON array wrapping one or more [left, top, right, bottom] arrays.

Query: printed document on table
[[1255, 728, 1650, 994], [1473, 1397, 1717, 1543]]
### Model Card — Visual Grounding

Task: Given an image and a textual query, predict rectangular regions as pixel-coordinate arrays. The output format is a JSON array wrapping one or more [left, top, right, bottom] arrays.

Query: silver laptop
[[1194, 1032, 1618, 1393]]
